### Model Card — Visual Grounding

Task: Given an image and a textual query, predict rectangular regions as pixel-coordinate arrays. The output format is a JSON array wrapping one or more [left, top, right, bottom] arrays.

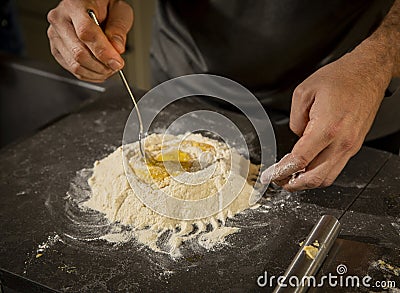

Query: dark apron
[[150, 0, 399, 140]]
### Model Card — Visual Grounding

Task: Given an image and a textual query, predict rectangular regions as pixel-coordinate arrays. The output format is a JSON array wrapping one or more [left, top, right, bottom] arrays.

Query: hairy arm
[[363, 0, 400, 77], [261, 0, 400, 191], [346, 0, 400, 95]]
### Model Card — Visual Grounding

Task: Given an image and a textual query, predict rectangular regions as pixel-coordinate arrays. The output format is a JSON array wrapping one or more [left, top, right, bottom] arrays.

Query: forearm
[[352, 0, 400, 81]]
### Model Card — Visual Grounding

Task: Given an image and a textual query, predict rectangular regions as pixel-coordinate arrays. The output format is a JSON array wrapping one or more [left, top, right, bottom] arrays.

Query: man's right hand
[[47, 0, 134, 83]]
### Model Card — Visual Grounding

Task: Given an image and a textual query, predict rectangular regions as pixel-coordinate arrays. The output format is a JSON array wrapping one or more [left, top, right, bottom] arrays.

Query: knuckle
[[305, 175, 324, 189], [47, 26, 54, 38], [340, 138, 355, 152], [47, 9, 58, 24], [70, 62, 81, 74], [293, 85, 304, 98], [294, 154, 309, 169], [94, 45, 108, 60], [324, 125, 339, 141], [293, 85, 305, 100], [50, 45, 59, 57], [71, 46, 86, 62], [289, 120, 302, 136]]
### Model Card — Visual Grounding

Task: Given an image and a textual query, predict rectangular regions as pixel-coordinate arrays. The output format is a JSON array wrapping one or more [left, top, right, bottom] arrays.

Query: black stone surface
[[0, 68, 399, 292], [0, 57, 116, 148]]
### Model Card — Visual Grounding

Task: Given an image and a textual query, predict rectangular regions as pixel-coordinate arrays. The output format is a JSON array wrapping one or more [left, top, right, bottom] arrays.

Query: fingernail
[[260, 164, 276, 184], [108, 59, 123, 71], [112, 35, 125, 52]]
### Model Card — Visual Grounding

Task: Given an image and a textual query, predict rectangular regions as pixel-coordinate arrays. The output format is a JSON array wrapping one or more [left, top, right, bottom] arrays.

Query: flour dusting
[[83, 133, 260, 258]]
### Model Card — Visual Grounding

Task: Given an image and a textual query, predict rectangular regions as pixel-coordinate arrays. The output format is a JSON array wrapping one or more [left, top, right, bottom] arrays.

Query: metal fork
[[87, 9, 146, 158]]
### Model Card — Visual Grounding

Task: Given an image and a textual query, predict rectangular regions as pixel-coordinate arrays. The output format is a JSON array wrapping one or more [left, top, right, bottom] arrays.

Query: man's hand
[[47, 0, 134, 83], [261, 0, 400, 192], [261, 49, 392, 191]]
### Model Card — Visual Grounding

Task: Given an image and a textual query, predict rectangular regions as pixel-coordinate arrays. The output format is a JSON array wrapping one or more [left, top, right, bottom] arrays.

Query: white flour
[[84, 133, 259, 258]]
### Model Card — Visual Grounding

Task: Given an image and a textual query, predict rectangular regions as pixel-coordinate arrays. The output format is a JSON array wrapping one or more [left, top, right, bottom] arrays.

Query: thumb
[[104, 1, 134, 54]]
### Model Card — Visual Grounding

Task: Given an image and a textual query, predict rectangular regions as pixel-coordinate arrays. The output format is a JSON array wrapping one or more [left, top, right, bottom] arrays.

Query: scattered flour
[[83, 133, 259, 258]]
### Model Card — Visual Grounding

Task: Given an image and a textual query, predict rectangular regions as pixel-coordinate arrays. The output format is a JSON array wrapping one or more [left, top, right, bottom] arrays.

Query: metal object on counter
[[87, 9, 146, 158], [273, 215, 341, 293]]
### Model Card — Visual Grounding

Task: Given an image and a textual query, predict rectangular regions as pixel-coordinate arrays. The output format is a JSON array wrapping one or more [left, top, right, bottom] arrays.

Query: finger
[[105, 1, 134, 54], [265, 120, 334, 184], [71, 9, 125, 71], [49, 37, 69, 73], [284, 134, 361, 191], [48, 27, 109, 82], [260, 155, 297, 185], [283, 146, 349, 191], [54, 49, 107, 83], [54, 22, 113, 75], [274, 177, 290, 187], [289, 85, 315, 136], [53, 45, 108, 83]]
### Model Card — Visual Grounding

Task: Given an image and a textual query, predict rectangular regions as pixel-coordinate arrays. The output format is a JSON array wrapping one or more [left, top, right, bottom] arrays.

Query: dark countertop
[[0, 57, 119, 148], [0, 63, 399, 292]]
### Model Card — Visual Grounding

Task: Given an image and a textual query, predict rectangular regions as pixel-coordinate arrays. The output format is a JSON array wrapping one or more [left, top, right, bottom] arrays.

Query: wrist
[[347, 39, 394, 98]]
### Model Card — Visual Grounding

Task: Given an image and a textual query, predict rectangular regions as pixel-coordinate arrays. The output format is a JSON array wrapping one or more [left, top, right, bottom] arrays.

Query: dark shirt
[[150, 0, 394, 109]]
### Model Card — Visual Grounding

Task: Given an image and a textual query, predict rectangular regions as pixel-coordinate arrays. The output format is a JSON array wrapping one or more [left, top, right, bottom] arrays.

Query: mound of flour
[[84, 133, 259, 257]]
